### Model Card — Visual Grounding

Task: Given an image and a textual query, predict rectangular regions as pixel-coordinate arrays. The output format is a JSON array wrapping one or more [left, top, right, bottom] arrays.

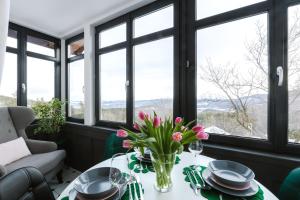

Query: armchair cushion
[[5, 150, 66, 175], [0, 137, 31, 166], [0, 107, 18, 143], [25, 139, 57, 154]]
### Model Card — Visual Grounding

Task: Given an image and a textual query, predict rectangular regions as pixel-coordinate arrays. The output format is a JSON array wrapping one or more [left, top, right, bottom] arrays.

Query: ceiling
[[9, 0, 154, 38]]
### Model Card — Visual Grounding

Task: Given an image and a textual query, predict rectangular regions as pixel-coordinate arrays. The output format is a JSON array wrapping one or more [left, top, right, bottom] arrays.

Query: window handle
[[22, 83, 26, 93], [276, 66, 283, 86], [125, 80, 130, 90]]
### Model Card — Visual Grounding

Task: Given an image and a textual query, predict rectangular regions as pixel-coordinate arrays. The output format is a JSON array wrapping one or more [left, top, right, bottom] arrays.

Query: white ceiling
[[9, 0, 154, 38]]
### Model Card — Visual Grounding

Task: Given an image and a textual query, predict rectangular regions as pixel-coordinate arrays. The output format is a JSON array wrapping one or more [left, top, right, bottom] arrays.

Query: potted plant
[[116, 111, 209, 193], [31, 98, 65, 143]]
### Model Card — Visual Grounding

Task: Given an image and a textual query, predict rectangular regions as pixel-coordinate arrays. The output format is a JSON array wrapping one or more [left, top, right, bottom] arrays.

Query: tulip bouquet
[[116, 111, 209, 192]]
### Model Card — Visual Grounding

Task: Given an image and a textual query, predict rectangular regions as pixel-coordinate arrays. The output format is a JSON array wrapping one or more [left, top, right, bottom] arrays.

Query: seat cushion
[[0, 107, 18, 144], [5, 150, 66, 175]]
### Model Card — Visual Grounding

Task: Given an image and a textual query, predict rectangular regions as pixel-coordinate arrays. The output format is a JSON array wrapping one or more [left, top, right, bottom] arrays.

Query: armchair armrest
[[0, 165, 7, 177], [25, 139, 57, 154]]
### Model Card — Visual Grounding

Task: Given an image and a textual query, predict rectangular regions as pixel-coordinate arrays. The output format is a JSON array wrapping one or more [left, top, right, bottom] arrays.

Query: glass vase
[[150, 152, 176, 193]]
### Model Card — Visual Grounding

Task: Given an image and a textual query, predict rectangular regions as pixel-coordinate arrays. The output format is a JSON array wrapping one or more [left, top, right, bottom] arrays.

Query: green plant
[[32, 98, 65, 134]]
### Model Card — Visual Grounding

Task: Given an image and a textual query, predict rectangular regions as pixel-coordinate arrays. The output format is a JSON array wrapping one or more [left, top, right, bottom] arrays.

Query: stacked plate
[[135, 148, 152, 164], [202, 160, 259, 197], [69, 167, 125, 200]]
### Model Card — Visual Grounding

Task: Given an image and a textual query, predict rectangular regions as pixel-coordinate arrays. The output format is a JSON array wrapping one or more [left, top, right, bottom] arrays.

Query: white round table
[[59, 152, 278, 200]]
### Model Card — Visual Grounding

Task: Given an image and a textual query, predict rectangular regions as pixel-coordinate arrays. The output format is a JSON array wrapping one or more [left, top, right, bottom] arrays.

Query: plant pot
[[150, 152, 176, 193]]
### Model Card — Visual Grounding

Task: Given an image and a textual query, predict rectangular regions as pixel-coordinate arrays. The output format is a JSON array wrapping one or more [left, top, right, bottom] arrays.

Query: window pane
[[288, 5, 300, 144], [134, 5, 173, 38], [7, 29, 17, 48], [197, 14, 268, 139], [100, 49, 126, 122], [27, 57, 54, 106], [197, 0, 265, 20], [134, 37, 173, 118], [27, 35, 55, 57], [68, 38, 84, 57], [0, 52, 17, 106], [100, 23, 126, 48], [68, 60, 85, 118]]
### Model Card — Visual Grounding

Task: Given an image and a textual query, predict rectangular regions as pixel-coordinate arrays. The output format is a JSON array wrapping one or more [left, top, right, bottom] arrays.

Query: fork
[[186, 170, 199, 195]]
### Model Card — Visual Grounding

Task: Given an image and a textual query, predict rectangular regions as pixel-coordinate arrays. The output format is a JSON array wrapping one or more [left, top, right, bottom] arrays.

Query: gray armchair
[[0, 106, 66, 182]]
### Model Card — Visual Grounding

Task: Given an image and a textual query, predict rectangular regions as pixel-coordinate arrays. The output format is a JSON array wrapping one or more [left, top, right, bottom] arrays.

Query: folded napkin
[[121, 182, 144, 200], [182, 165, 264, 200]]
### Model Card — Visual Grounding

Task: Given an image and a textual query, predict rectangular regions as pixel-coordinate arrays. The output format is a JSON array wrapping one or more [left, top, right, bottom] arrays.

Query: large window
[[197, 14, 268, 139], [66, 34, 85, 121], [95, 1, 176, 127], [0, 24, 60, 107]]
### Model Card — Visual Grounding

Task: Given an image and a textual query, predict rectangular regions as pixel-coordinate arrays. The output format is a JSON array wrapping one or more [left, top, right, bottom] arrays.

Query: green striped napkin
[[183, 166, 264, 200]]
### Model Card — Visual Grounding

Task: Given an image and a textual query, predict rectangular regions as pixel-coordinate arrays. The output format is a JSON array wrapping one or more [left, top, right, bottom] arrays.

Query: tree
[[199, 9, 300, 139]]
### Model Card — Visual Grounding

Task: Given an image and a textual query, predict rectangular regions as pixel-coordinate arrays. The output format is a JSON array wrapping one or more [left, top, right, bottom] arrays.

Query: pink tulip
[[116, 129, 128, 138], [175, 117, 183, 124], [153, 116, 161, 128], [172, 132, 183, 142], [196, 131, 209, 140], [133, 123, 140, 131], [122, 140, 132, 149], [192, 124, 205, 133], [138, 111, 146, 120], [145, 113, 150, 120]]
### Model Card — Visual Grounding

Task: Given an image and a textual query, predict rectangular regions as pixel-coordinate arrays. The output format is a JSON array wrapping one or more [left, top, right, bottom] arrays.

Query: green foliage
[[32, 98, 65, 134]]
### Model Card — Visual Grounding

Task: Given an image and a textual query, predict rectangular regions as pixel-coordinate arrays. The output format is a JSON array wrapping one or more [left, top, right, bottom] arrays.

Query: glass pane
[[100, 49, 126, 122], [134, 5, 173, 38], [0, 52, 17, 106], [27, 35, 55, 57], [68, 60, 85, 118], [197, 14, 268, 139], [197, 0, 265, 20], [27, 57, 54, 106], [288, 5, 300, 144], [100, 23, 126, 48], [134, 37, 173, 119], [7, 29, 17, 48], [68, 38, 84, 57]]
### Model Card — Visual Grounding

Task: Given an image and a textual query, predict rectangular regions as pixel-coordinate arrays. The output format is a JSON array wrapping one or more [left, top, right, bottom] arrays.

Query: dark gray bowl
[[208, 160, 255, 187], [74, 167, 119, 199]]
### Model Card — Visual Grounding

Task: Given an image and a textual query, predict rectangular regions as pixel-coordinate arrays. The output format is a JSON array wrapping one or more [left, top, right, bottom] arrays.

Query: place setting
[[62, 153, 144, 200], [183, 159, 263, 200]]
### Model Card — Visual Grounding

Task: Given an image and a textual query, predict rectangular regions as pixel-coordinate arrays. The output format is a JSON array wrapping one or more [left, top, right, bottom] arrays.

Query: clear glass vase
[[150, 152, 176, 193]]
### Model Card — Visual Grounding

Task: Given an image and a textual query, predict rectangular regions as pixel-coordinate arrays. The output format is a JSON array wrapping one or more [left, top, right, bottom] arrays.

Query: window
[[196, 0, 266, 20], [99, 49, 127, 122], [288, 5, 300, 144], [134, 37, 174, 119], [95, 1, 176, 127], [99, 23, 126, 48], [27, 57, 55, 106], [66, 34, 85, 121], [197, 14, 268, 139], [134, 5, 173, 38], [27, 35, 55, 57], [0, 52, 17, 106], [7, 29, 17, 48], [0, 23, 60, 107]]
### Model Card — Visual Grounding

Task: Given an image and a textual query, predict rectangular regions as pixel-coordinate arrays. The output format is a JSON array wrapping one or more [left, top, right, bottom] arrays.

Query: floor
[[49, 166, 81, 199]]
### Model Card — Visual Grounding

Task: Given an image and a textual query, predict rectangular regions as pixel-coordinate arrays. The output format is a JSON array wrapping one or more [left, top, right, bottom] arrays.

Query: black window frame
[[95, 0, 180, 129], [65, 33, 85, 123], [5, 22, 61, 107]]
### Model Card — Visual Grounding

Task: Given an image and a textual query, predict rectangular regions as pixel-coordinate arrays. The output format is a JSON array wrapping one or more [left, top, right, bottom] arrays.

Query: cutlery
[[133, 181, 139, 200], [191, 165, 211, 190], [186, 170, 199, 195], [134, 174, 144, 200], [219, 194, 223, 200]]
